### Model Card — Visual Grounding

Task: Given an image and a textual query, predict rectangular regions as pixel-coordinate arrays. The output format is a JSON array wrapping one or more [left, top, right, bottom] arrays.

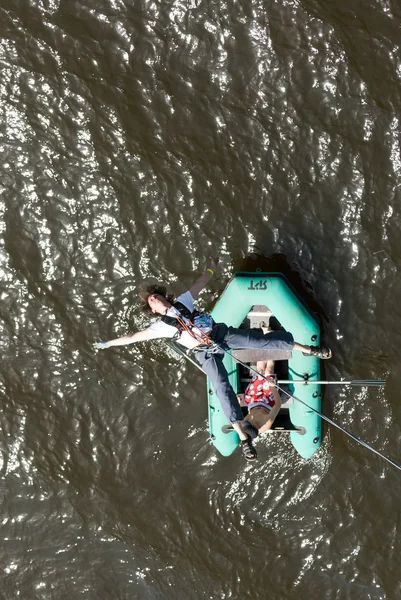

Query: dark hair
[[139, 284, 175, 315]]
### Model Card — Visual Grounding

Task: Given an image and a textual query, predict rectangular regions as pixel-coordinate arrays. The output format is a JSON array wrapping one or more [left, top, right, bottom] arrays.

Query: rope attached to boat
[[172, 317, 400, 473], [223, 346, 401, 473]]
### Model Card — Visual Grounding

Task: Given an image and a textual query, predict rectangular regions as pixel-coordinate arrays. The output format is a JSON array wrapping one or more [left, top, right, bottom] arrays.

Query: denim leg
[[223, 327, 294, 351], [195, 349, 243, 423]]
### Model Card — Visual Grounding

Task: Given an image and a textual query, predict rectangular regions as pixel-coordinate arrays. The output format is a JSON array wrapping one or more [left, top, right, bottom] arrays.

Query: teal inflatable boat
[[207, 272, 322, 460]]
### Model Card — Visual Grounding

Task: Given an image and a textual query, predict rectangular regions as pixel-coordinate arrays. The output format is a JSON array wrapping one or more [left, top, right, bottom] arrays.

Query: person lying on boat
[[235, 359, 281, 461], [94, 258, 332, 460]]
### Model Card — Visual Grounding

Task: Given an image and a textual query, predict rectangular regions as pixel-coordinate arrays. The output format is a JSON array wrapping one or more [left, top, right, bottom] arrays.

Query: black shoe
[[303, 345, 332, 359], [241, 435, 257, 461]]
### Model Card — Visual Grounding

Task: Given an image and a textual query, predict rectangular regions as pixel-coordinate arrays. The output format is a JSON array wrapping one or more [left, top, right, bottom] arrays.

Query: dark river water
[[1, 0, 401, 598]]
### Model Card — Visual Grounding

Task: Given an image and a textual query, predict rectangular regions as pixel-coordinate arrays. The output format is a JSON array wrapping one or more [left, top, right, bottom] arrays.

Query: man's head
[[139, 284, 175, 315]]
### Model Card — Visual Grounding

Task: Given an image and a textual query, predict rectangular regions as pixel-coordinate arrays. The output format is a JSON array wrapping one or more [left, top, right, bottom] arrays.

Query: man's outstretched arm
[[94, 329, 155, 349], [189, 257, 218, 300]]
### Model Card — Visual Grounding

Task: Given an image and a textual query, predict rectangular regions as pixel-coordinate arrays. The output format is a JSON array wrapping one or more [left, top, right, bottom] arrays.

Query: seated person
[[236, 359, 282, 461]]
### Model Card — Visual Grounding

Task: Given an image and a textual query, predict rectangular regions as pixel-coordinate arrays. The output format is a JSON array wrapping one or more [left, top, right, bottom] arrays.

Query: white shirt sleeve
[[145, 319, 177, 339], [176, 291, 195, 312]]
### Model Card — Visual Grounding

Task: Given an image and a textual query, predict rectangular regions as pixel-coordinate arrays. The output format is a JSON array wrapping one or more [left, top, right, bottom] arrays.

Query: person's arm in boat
[[94, 329, 156, 349], [188, 257, 218, 300], [258, 389, 282, 433]]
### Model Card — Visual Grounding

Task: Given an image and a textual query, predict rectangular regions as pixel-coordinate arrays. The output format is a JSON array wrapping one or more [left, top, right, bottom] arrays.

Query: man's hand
[[94, 341, 110, 350], [189, 258, 219, 300], [209, 256, 219, 272]]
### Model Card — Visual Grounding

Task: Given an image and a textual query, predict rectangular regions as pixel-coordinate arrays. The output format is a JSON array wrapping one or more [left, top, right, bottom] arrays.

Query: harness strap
[[176, 315, 213, 346], [161, 301, 199, 330], [161, 300, 213, 346]]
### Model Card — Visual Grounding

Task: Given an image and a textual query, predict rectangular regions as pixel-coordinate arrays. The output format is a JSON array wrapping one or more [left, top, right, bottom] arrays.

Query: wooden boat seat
[[231, 349, 292, 362]]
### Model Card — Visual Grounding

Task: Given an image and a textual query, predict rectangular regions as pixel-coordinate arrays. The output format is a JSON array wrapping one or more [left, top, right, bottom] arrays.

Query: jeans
[[194, 324, 294, 423]]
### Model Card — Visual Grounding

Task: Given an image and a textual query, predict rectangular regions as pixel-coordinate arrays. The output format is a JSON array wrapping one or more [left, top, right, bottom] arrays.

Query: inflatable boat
[[207, 272, 323, 459]]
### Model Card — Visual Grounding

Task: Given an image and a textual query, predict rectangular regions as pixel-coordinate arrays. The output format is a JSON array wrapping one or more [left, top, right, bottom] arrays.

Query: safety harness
[[161, 301, 214, 347]]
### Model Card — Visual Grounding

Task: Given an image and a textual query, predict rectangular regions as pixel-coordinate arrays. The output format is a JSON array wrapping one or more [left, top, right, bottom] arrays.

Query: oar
[[171, 343, 386, 388], [275, 379, 386, 387]]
